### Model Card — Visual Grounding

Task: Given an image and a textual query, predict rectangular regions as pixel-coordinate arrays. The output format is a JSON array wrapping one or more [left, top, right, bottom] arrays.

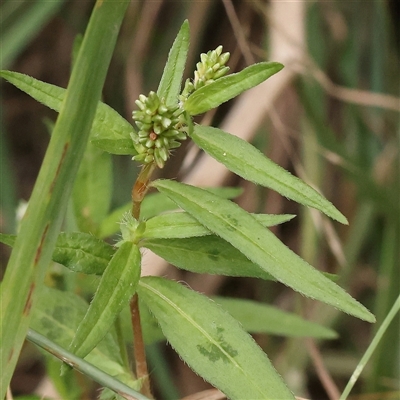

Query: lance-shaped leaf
[[152, 180, 375, 323], [138, 276, 294, 399], [0, 232, 114, 275], [98, 187, 243, 238], [0, 70, 136, 155], [214, 297, 337, 339], [191, 125, 348, 224], [143, 212, 294, 239], [67, 241, 141, 360], [157, 20, 189, 107], [31, 286, 138, 386], [184, 62, 283, 115], [142, 235, 273, 280]]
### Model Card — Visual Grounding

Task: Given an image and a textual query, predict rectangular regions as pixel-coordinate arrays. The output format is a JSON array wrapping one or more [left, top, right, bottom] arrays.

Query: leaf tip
[[346, 302, 376, 323], [179, 20, 190, 37], [334, 211, 349, 225], [361, 310, 376, 324]]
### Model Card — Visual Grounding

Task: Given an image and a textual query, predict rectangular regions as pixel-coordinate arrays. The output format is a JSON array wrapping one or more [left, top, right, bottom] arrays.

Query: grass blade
[[0, 0, 64, 69], [27, 329, 149, 400], [340, 294, 400, 400], [0, 1, 130, 394]]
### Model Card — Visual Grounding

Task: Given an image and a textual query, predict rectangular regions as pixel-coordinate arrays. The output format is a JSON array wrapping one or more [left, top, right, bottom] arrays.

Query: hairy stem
[[130, 162, 155, 397], [130, 294, 152, 397], [132, 163, 156, 218]]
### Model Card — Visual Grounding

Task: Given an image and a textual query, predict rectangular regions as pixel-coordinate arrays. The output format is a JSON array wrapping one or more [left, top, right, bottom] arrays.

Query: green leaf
[[140, 302, 165, 345], [144, 212, 208, 239], [184, 62, 283, 115], [68, 241, 141, 360], [0, 70, 136, 155], [0, 232, 114, 275], [157, 20, 189, 107], [142, 235, 273, 280], [0, 233, 15, 247], [72, 143, 112, 234], [152, 180, 375, 323], [138, 276, 294, 399], [98, 203, 131, 239], [140, 192, 179, 219], [30, 286, 134, 381], [143, 211, 294, 239], [201, 186, 244, 199], [191, 125, 348, 224], [118, 301, 165, 345], [214, 297, 337, 339], [98, 187, 244, 238], [53, 232, 114, 274], [98, 194, 178, 239]]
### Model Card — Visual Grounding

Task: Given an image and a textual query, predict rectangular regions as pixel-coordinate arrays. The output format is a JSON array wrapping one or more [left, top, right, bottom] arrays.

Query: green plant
[[0, 13, 377, 400]]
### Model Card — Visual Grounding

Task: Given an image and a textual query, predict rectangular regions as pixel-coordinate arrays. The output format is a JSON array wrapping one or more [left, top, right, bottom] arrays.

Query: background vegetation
[[1, 1, 399, 399]]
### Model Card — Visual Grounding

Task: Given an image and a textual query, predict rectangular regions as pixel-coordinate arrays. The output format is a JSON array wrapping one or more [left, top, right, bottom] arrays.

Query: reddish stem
[[130, 162, 155, 397], [130, 294, 152, 397], [132, 163, 155, 219]]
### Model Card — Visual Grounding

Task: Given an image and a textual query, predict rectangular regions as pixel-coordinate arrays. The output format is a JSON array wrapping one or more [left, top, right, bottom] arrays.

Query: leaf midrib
[[195, 128, 327, 212], [156, 183, 343, 302], [139, 280, 267, 397]]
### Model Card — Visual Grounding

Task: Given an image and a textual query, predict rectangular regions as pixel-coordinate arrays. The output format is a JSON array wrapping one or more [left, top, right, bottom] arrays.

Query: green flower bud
[[131, 91, 187, 168], [180, 45, 230, 103]]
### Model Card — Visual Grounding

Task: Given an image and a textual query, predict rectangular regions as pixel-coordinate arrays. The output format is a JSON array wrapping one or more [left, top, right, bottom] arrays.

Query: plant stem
[[130, 162, 155, 397], [130, 294, 152, 397], [132, 162, 156, 218]]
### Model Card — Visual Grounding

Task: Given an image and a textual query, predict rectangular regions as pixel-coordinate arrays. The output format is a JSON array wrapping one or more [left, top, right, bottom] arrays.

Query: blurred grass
[[0, 0, 64, 236], [0, 0, 65, 70], [1, 1, 399, 399]]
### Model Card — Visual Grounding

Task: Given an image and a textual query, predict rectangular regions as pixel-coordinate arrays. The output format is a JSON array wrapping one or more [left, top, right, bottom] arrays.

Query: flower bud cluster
[[131, 91, 186, 168], [181, 45, 230, 101]]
